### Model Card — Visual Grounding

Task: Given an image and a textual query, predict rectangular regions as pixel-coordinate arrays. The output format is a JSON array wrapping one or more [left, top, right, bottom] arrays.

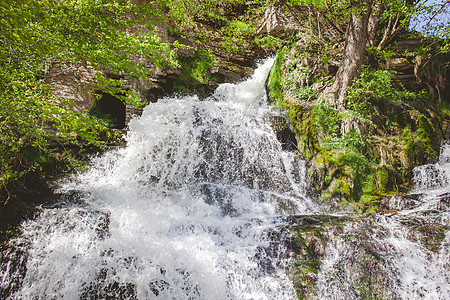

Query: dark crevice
[[93, 93, 126, 129]]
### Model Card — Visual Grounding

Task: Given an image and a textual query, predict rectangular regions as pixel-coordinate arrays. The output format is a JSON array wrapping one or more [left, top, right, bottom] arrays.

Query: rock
[[256, 3, 301, 36], [210, 65, 242, 82], [284, 215, 355, 298], [47, 63, 97, 113]]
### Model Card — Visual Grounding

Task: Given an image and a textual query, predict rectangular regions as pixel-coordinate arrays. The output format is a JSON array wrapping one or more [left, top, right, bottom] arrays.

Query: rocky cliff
[[264, 3, 450, 212]]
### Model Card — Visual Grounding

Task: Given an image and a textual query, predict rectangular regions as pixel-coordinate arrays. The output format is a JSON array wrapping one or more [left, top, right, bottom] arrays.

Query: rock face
[[122, 67, 181, 125], [48, 68, 181, 131], [285, 215, 348, 298], [47, 62, 182, 128], [264, 3, 450, 208], [47, 64, 98, 113], [256, 2, 301, 36]]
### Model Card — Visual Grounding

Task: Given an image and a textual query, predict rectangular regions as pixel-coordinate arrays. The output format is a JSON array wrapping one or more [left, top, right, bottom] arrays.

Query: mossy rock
[[285, 215, 354, 299]]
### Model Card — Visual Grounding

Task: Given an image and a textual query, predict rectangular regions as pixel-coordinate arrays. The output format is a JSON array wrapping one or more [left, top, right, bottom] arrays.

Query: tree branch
[[425, 0, 450, 27]]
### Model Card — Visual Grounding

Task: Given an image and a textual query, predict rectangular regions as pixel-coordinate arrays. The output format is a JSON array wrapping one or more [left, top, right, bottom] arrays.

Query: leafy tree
[[0, 0, 178, 202], [269, 0, 449, 110]]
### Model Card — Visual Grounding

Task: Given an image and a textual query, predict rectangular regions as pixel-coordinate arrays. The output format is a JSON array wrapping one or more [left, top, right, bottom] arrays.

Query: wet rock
[[382, 194, 424, 211], [399, 216, 448, 253], [271, 115, 297, 151], [284, 215, 353, 298]]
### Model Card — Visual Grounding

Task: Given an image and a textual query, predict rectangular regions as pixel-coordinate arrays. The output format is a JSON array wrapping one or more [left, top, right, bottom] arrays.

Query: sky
[[409, 0, 450, 38]]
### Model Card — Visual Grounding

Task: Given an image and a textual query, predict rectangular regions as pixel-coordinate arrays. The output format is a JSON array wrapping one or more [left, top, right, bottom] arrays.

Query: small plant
[[175, 50, 218, 88], [221, 20, 258, 55], [346, 68, 395, 117], [313, 102, 341, 139], [294, 86, 319, 102]]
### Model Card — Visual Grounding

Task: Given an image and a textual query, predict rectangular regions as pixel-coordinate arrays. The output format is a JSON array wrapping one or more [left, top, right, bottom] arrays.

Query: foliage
[[346, 67, 434, 133], [263, 0, 447, 213], [1, 0, 177, 79], [0, 0, 178, 201], [179, 50, 217, 84], [346, 68, 396, 118], [440, 97, 450, 120], [221, 19, 258, 55], [280, 62, 440, 207], [293, 86, 319, 102], [282, 64, 320, 102], [0, 71, 104, 198], [309, 101, 375, 205], [312, 103, 341, 139], [269, 0, 448, 51], [174, 49, 218, 94], [163, 0, 267, 56], [255, 35, 284, 52], [402, 119, 437, 167], [89, 108, 118, 129], [162, 0, 247, 28], [267, 48, 287, 103], [289, 63, 441, 207], [410, 0, 450, 39]]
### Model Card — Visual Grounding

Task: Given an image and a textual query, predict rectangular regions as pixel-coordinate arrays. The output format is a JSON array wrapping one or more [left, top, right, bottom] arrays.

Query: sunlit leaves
[[0, 0, 177, 191]]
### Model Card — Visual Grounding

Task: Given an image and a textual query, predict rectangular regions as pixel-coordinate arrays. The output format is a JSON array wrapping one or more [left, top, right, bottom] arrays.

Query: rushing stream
[[1, 58, 449, 299], [1, 58, 318, 299]]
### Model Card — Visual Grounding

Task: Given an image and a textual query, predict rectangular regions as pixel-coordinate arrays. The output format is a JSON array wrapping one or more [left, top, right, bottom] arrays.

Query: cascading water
[[316, 142, 450, 299], [3, 57, 449, 300], [1, 58, 318, 299]]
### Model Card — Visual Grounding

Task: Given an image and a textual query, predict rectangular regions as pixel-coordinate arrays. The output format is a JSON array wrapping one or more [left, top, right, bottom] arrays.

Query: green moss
[[272, 40, 446, 212], [376, 165, 397, 194], [335, 178, 351, 198], [299, 113, 320, 159], [267, 48, 287, 103], [357, 280, 384, 300], [402, 118, 438, 167], [174, 50, 218, 92], [283, 107, 320, 159]]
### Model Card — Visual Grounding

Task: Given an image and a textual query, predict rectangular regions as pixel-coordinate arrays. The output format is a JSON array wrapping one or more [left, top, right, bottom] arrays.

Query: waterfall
[[316, 142, 450, 299], [1, 58, 318, 299], [2, 57, 449, 299]]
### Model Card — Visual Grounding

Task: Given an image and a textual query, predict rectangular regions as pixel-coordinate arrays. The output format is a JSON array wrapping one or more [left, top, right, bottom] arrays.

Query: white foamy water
[[1, 58, 318, 299], [316, 142, 450, 299], [413, 142, 450, 194]]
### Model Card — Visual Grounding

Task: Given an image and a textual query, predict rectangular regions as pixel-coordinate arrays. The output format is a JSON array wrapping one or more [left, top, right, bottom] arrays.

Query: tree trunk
[[323, 2, 372, 111], [368, 1, 382, 47]]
